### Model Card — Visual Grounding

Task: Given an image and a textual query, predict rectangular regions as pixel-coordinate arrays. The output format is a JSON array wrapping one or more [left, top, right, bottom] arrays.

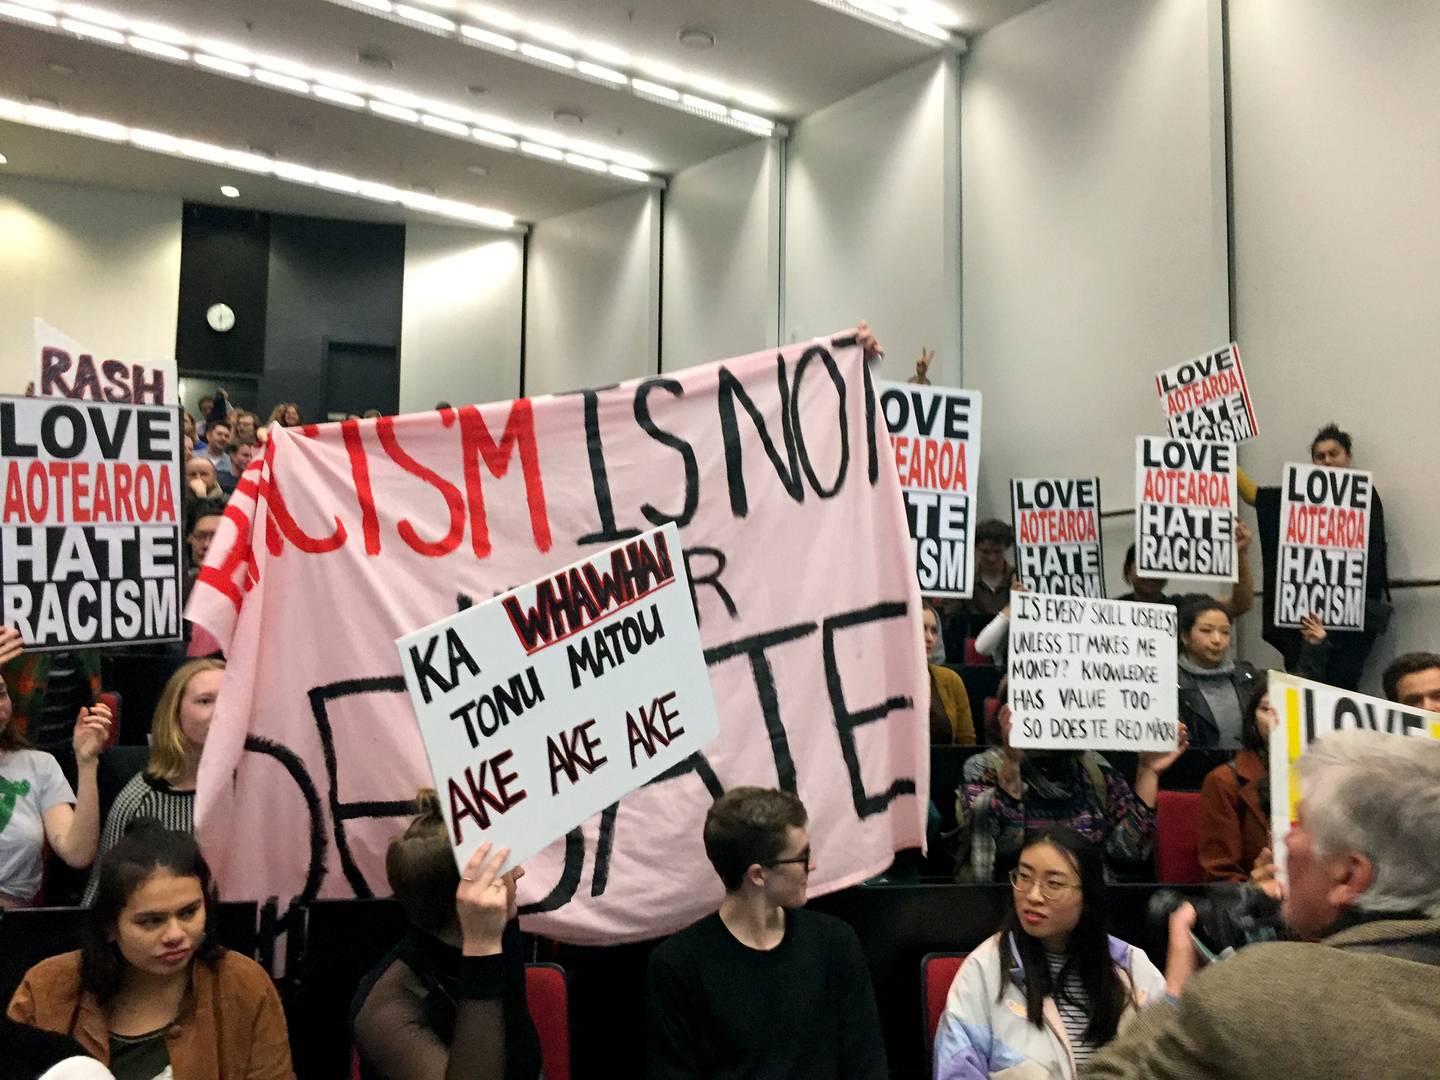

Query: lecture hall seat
[[921, 952, 967, 1058], [1155, 789, 1205, 884]]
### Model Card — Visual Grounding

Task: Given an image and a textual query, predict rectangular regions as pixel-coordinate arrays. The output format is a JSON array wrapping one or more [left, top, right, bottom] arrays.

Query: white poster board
[[1134, 436, 1238, 583], [0, 395, 183, 649], [1155, 342, 1259, 442], [1268, 671, 1440, 876], [34, 318, 179, 406], [1008, 593, 1179, 752], [1011, 477, 1105, 597], [1274, 463, 1372, 631], [396, 522, 721, 873], [878, 382, 982, 598]]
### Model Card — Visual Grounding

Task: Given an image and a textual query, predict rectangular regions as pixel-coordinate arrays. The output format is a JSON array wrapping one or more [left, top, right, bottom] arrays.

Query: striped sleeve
[[81, 776, 196, 905]]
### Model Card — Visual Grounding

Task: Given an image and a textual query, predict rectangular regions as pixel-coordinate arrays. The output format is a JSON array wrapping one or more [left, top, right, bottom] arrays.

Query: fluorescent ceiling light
[[128, 20, 187, 43], [11, 0, 61, 10], [256, 55, 317, 79], [460, 24, 516, 49], [60, 17, 123, 42], [129, 36, 188, 60], [194, 54, 252, 78], [197, 38, 254, 61], [682, 94, 727, 115], [62, 3, 125, 27], [350, 0, 392, 9], [76, 116, 126, 139], [564, 152, 607, 172], [0, 2, 57, 26], [314, 71, 366, 92], [526, 22, 575, 48], [129, 128, 177, 151], [519, 140, 564, 161], [470, 128, 518, 149], [631, 79, 680, 102], [900, 15, 948, 39], [576, 61, 627, 85], [519, 43, 574, 68], [220, 184, 240, 197], [178, 138, 228, 163], [582, 41, 629, 64], [608, 164, 650, 183], [255, 70, 310, 93], [421, 113, 469, 135], [313, 86, 366, 107], [393, 3, 454, 31], [225, 150, 274, 172], [370, 100, 420, 122]]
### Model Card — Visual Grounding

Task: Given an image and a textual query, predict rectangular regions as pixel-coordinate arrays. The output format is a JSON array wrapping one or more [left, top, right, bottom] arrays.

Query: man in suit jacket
[[1086, 731, 1440, 1079]]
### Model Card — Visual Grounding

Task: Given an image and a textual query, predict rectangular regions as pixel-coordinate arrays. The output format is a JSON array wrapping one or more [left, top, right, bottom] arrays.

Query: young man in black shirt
[[646, 787, 887, 1078]]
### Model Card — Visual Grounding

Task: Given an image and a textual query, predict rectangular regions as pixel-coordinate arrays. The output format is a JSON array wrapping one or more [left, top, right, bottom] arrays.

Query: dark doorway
[[323, 341, 400, 419]]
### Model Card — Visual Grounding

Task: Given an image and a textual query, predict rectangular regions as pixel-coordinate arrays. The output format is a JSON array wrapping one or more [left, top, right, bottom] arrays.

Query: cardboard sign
[[34, 319, 179, 407], [878, 383, 982, 598], [1274, 463, 1371, 631], [1134, 437, 1237, 582], [1155, 342, 1258, 442], [396, 524, 721, 873], [189, 334, 928, 946], [1268, 671, 1440, 875], [1011, 478, 1104, 598], [0, 396, 183, 649], [1008, 593, 1178, 751]]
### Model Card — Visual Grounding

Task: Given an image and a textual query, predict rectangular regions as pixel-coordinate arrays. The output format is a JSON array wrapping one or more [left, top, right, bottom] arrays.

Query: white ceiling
[[0, 0, 1045, 227]]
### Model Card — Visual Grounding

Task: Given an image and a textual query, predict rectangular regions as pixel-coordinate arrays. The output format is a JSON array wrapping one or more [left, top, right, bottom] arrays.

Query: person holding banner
[[1176, 598, 1328, 749], [924, 604, 976, 745], [1381, 652, 1440, 711], [1087, 731, 1440, 1079], [1117, 520, 1255, 618], [352, 792, 539, 1080], [957, 682, 1185, 883], [646, 787, 886, 1079], [933, 828, 1165, 1080], [0, 631, 112, 909]]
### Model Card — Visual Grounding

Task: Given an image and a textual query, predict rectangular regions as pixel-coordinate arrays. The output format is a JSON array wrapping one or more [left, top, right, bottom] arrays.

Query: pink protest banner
[[188, 334, 928, 945]]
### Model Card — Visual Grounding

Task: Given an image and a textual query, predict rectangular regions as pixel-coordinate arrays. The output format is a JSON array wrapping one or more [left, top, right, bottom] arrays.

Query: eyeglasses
[[766, 846, 812, 873], [1009, 868, 1080, 901]]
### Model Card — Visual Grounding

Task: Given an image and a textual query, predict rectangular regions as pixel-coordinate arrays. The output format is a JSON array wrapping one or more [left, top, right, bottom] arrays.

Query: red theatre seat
[[921, 952, 967, 1056], [352, 963, 571, 1080], [1156, 789, 1205, 884], [963, 638, 989, 666]]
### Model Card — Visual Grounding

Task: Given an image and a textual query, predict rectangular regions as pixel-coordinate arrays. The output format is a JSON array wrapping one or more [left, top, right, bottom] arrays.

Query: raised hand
[[456, 841, 517, 956], [0, 626, 24, 667], [73, 701, 113, 765]]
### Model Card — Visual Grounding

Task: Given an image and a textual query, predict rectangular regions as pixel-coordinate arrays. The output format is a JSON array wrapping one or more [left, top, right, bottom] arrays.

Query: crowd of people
[[1, 371, 1438, 1080]]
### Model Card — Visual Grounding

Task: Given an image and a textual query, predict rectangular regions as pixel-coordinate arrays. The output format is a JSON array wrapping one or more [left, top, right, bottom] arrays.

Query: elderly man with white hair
[[1086, 730, 1440, 1079]]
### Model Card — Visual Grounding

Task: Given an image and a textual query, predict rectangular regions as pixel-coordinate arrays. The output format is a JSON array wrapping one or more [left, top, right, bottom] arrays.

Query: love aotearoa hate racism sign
[[1274, 464, 1372, 631], [1011, 478, 1104, 597], [34, 319, 179, 406], [1134, 436, 1237, 583], [0, 396, 182, 649], [1008, 593, 1178, 752], [189, 333, 927, 947], [396, 524, 721, 874], [877, 382, 982, 598], [1155, 342, 1258, 442], [1268, 671, 1440, 877]]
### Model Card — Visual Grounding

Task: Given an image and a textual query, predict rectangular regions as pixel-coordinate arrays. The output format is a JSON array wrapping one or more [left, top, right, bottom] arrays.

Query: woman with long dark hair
[[933, 828, 1164, 1078], [7, 822, 291, 1078], [1197, 677, 1284, 895]]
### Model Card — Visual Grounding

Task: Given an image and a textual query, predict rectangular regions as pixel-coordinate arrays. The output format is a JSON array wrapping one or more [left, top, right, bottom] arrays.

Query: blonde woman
[[81, 660, 223, 905]]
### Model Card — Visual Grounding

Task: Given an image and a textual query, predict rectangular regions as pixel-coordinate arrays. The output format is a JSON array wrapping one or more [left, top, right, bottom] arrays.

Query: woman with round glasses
[[933, 828, 1165, 1079]]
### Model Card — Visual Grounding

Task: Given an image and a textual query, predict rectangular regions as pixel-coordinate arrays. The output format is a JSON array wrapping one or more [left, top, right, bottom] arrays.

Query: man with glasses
[[646, 786, 887, 1078]]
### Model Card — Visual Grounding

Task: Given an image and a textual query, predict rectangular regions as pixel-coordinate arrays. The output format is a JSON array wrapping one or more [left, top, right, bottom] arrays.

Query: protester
[[924, 604, 975, 745], [220, 443, 258, 494], [972, 578, 1025, 666], [1196, 677, 1280, 888], [934, 828, 1165, 1079], [183, 499, 225, 598], [956, 519, 1015, 623], [1176, 598, 1327, 748], [232, 411, 259, 445], [957, 681, 1186, 882], [181, 411, 196, 444], [1087, 731, 1440, 1078], [194, 396, 214, 442], [80, 661, 223, 906], [0, 630, 110, 908], [647, 787, 886, 1078], [351, 791, 539, 1080], [1381, 651, 1440, 711], [202, 420, 234, 477], [7, 822, 292, 1075], [1118, 518, 1254, 618], [908, 347, 934, 385], [185, 457, 223, 501]]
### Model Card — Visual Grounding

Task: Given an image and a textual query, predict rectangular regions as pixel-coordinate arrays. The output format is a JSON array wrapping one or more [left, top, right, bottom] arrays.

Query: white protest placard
[[1007, 593, 1178, 752], [1155, 342, 1259, 442], [395, 522, 721, 873], [878, 382, 982, 598], [1267, 671, 1440, 876], [1135, 436, 1237, 583], [34, 318, 179, 406], [0, 396, 183, 649], [1011, 478, 1105, 598], [1274, 463, 1371, 631]]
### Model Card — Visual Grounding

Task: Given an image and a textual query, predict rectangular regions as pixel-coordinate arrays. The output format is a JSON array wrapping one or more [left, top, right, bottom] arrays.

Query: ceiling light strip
[[0, 94, 521, 229], [318, 0, 789, 136], [0, 4, 667, 182], [804, 0, 965, 50]]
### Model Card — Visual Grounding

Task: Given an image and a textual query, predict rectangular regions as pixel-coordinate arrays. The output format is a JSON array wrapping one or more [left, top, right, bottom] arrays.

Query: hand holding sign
[[0, 626, 23, 667]]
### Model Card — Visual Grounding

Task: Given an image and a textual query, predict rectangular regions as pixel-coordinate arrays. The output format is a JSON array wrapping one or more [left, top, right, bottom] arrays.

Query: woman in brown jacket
[[1196, 678, 1276, 884], [7, 821, 292, 1079]]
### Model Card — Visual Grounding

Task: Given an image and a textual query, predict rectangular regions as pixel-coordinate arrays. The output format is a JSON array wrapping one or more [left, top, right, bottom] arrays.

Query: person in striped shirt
[[82, 660, 224, 905]]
